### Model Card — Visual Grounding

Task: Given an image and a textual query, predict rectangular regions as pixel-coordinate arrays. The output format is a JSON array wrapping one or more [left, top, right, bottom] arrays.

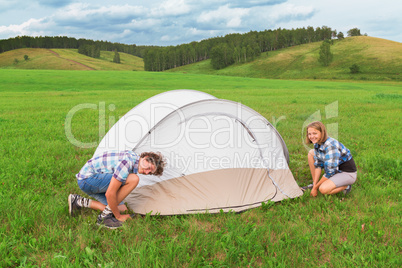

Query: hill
[[0, 48, 144, 71], [167, 36, 402, 81], [1, 36, 400, 81]]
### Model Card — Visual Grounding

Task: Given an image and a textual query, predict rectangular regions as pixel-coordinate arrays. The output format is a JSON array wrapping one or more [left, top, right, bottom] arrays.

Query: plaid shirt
[[76, 150, 139, 183], [314, 137, 353, 178]]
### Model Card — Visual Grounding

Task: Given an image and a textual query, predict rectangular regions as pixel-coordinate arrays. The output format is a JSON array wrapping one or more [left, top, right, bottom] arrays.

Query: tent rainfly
[[95, 90, 303, 215]]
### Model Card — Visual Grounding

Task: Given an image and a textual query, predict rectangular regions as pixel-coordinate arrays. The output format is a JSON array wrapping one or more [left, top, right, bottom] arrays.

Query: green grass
[[168, 36, 402, 81], [0, 69, 401, 267]]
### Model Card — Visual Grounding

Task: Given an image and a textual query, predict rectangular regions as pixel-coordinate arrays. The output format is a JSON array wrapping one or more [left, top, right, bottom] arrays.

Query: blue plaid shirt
[[76, 150, 139, 183], [313, 137, 353, 178]]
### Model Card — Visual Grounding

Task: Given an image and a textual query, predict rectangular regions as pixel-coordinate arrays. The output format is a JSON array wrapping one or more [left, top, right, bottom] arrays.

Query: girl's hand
[[310, 188, 318, 197]]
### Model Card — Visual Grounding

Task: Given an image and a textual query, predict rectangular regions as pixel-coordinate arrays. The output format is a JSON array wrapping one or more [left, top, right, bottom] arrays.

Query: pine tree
[[318, 40, 333, 67], [113, 50, 120, 64]]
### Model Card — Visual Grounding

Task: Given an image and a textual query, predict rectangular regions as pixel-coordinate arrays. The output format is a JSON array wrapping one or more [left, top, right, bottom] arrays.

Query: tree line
[[144, 26, 339, 71], [0, 26, 363, 71], [0, 36, 148, 58], [78, 44, 100, 58]]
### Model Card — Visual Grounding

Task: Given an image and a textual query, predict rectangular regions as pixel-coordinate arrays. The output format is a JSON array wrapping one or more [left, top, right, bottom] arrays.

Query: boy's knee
[[126, 174, 139, 185]]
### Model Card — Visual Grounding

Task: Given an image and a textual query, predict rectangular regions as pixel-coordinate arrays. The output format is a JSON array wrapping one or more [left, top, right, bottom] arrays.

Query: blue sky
[[0, 0, 401, 46]]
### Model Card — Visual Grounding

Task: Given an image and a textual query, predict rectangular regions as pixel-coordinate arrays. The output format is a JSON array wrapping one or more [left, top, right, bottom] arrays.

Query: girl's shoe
[[343, 185, 352, 195], [301, 184, 313, 192]]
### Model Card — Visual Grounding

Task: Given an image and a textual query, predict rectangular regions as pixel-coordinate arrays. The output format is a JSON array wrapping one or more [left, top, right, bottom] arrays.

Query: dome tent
[[94, 89, 217, 156], [95, 90, 303, 215]]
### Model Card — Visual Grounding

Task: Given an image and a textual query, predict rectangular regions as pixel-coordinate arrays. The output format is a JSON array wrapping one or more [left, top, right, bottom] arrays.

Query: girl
[[304, 121, 357, 196]]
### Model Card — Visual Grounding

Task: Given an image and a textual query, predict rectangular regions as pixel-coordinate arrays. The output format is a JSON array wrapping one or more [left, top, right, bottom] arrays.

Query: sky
[[0, 0, 401, 46]]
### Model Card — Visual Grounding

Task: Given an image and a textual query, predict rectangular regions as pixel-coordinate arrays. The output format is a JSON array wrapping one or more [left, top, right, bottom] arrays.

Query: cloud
[[0, 1, 317, 45], [53, 3, 147, 29], [1, 0, 400, 46], [185, 0, 285, 9], [0, 18, 49, 37], [0, 0, 73, 12], [0, 0, 33, 13], [197, 5, 250, 30], [126, 18, 163, 34], [227, 0, 286, 8], [151, 0, 192, 17], [37, 0, 74, 8], [269, 3, 316, 23]]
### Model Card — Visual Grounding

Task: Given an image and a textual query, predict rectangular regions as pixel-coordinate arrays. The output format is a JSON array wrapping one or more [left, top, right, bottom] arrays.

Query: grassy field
[[0, 48, 144, 71], [168, 36, 402, 81], [0, 69, 401, 267]]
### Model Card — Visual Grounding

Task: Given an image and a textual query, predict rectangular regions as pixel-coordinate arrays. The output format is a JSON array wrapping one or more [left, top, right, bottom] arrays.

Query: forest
[[0, 35, 148, 58], [144, 26, 338, 71], [1, 26, 357, 71]]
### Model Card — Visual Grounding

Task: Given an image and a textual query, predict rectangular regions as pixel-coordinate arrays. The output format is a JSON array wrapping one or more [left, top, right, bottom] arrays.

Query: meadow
[[0, 69, 400, 267], [168, 36, 402, 82], [0, 48, 144, 71]]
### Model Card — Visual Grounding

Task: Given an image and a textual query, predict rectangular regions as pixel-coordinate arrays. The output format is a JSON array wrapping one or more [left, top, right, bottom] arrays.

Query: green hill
[[1, 36, 401, 81], [0, 48, 144, 71], [167, 36, 402, 81]]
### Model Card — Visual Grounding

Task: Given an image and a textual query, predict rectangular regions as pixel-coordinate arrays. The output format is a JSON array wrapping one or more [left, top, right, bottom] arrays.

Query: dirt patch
[[48, 49, 95, 70]]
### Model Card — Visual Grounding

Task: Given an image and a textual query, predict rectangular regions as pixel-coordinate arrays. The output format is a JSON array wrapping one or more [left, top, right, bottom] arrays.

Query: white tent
[[95, 90, 303, 215], [94, 89, 217, 156]]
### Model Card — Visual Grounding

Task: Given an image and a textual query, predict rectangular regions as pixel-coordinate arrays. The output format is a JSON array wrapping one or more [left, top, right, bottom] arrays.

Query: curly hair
[[140, 152, 166, 176], [305, 121, 328, 144]]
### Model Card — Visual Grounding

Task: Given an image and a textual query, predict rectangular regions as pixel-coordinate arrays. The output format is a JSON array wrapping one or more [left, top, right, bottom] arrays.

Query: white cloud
[[127, 18, 161, 31], [197, 5, 250, 29], [270, 3, 315, 23], [0, 0, 401, 45], [54, 3, 146, 25], [0, 18, 47, 37], [227, 17, 242, 28], [151, 0, 192, 16]]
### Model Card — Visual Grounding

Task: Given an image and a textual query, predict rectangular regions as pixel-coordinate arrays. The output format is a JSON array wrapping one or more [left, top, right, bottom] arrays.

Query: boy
[[69, 150, 165, 229]]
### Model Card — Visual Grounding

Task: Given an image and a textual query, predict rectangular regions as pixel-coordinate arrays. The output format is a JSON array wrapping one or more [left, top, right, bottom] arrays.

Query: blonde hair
[[140, 152, 166, 176], [305, 121, 328, 144]]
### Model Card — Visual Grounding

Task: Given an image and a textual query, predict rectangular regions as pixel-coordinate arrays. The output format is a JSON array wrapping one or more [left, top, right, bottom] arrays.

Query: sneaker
[[343, 185, 352, 195], [96, 214, 123, 229], [301, 183, 314, 192], [68, 194, 82, 216]]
